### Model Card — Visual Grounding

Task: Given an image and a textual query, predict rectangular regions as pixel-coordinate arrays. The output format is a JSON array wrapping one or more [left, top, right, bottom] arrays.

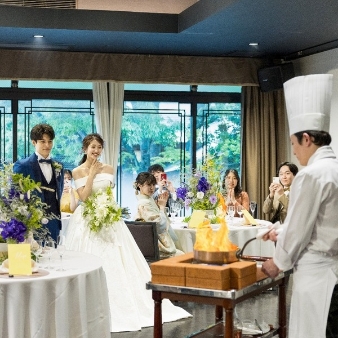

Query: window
[[0, 82, 241, 217]]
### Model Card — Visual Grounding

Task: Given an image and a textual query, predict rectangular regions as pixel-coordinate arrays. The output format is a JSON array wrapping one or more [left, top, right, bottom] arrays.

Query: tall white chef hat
[[283, 74, 333, 135]]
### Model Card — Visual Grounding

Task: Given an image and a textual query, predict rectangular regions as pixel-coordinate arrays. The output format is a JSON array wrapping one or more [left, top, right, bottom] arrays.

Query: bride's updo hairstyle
[[134, 172, 156, 195], [79, 133, 104, 165]]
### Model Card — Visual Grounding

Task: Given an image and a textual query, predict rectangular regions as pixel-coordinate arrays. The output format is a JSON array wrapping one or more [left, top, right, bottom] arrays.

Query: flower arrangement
[[176, 158, 222, 211], [0, 163, 54, 243], [52, 161, 63, 176], [82, 186, 130, 232]]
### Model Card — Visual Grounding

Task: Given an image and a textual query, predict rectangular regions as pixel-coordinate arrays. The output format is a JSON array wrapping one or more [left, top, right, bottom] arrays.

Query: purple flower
[[209, 195, 217, 205], [0, 218, 27, 243], [176, 186, 188, 200], [184, 198, 192, 209], [197, 177, 210, 193]]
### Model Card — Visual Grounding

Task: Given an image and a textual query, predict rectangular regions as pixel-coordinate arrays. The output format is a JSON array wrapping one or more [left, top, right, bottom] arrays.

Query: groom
[[14, 123, 64, 242]]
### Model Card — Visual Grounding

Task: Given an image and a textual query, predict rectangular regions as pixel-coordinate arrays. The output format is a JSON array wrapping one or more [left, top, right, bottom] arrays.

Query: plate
[[255, 219, 272, 227]]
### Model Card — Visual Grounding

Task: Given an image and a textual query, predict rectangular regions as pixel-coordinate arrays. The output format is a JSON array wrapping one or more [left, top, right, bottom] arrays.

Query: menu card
[[8, 244, 32, 275], [188, 210, 206, 228]]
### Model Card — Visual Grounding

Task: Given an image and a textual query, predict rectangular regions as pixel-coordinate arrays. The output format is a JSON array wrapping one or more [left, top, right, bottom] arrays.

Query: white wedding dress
[[64, 173, 191, 332]]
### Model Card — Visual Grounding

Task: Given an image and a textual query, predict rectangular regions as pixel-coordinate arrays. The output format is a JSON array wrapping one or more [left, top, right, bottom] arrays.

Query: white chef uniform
[[274, 74, 338, 338]]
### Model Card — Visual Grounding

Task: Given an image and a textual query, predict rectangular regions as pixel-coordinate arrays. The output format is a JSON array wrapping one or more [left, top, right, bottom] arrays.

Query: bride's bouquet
[[82, 186, 124, 232]]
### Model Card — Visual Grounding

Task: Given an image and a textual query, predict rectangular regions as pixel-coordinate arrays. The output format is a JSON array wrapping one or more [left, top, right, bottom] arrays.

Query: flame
[[194, 214, 238, 252], [218, 193, 227, 213]]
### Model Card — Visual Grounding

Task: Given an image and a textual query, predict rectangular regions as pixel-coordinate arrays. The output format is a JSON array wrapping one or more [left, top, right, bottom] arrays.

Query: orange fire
[[194, 199, 238, 252]]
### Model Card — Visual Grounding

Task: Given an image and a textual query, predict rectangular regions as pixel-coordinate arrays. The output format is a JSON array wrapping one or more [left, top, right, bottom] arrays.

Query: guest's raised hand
[[158, 191, 169, 208], [166, 179, 175, 193], [275, 184, 284, 195]]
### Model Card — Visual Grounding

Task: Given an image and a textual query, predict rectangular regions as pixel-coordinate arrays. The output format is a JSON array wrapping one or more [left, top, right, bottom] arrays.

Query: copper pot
[[193, 237, 271, 265], [193, 249, 239, 265]]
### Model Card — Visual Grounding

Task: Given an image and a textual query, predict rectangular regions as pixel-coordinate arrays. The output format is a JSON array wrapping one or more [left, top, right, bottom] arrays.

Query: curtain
[[92, 82, 124, 179], [241, 86, 288, 219], [0, 49, 266, 85]]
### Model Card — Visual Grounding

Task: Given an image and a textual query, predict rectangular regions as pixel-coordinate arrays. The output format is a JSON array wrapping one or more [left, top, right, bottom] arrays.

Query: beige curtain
[[93, 82, 124, 179], [241, 86, 287, 219]]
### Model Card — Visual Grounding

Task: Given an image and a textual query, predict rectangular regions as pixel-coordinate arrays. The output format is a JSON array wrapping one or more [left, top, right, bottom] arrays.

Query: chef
[[262, 74, 338, 338]]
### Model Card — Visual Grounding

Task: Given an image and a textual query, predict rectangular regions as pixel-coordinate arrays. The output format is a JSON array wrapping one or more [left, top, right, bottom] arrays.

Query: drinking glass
[[237, 205, 244, 218], [250, 201, 257, 217], [170, 202, 181, 222], [44, 240, 56, 269], [164, 207, 170, 217], [228, 205, 235, 225], [56, 235, 66, 271]]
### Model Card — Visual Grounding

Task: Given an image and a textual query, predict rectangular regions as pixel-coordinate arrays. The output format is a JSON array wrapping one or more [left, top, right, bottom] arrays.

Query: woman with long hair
[[64, 133, 191, 333]]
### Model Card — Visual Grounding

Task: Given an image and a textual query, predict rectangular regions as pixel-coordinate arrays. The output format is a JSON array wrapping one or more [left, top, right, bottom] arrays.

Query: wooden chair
[[125, 221, 160, 262]]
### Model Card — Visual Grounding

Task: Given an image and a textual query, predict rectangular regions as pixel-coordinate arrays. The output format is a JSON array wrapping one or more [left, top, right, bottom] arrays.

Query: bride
[[64, 133, 191, 332]]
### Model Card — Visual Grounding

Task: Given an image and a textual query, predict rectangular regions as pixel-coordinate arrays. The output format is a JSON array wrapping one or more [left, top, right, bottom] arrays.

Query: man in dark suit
[[14, 123, 64, 242]]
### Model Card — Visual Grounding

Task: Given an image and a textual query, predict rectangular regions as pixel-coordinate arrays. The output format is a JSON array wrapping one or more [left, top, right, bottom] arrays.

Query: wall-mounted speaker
[[258, 63, 295, 92]]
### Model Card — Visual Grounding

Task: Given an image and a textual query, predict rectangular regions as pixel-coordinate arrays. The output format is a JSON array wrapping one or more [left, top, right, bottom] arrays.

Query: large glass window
[[0, 83, 241, 217]]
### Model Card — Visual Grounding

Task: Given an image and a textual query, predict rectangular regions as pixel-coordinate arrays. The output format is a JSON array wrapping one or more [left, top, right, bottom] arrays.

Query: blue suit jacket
[[13, 153, 64, 205]]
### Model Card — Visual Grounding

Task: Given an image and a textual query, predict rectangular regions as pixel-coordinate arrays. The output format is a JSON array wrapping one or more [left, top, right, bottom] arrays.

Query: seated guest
[[222, 169, 249, 215], [148, 164, 177, 203], [60, 169, 80, 213], [262, 161, 298, 223], [134, 172, 183, 258]]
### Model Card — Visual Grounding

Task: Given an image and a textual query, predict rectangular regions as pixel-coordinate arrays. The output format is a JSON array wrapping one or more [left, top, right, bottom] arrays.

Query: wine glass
[[56, 235, 66, 271], [44, 240, 56, 269], [250, 201, 257, 217], [237, 205, 244, 218]]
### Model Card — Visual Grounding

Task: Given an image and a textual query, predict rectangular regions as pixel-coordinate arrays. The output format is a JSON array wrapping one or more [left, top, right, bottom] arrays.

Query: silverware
[[255, 319, 263, 334]]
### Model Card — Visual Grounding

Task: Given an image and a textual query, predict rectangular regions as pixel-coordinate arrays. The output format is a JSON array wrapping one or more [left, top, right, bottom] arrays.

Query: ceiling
[[0, 0, 338, 61]]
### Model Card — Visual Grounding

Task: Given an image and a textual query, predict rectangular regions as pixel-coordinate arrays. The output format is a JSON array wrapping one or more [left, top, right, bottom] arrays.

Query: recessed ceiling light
[[249, 42, 259, 46], [34, 35, 44, 38]]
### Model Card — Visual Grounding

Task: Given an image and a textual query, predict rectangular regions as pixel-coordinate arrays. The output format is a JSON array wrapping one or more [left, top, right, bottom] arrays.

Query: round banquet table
[[171, 217, 275, 257], [0, 251, 111, 338]]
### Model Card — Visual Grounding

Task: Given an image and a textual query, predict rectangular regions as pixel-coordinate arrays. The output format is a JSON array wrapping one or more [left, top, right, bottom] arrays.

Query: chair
[[125, 221, 160, 262]]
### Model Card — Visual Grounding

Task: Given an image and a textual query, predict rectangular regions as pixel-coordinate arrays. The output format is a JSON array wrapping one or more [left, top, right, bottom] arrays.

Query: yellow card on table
[[242, 209, 258, 226], [8, 244, 32, 275], [188, 210, 206, 228]]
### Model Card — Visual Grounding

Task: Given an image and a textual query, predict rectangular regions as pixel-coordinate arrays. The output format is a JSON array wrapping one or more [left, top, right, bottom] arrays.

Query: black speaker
[[258, 63, 295, 92]]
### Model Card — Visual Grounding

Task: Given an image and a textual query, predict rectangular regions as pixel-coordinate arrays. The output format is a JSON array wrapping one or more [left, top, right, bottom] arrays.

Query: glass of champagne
[[56, 235, 66, 271]]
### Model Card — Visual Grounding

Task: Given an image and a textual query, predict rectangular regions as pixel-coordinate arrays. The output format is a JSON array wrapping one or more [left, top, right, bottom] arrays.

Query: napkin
[[242, 209, 258, 226], [0, 259, 38, 273]]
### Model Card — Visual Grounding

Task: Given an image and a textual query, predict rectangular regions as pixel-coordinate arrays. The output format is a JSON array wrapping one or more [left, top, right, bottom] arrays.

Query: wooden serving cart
[[146, 268, 291, 338]]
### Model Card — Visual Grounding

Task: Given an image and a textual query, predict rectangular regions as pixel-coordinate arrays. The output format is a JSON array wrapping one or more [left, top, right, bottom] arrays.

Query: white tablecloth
[[172, 217, 275, 257], [0, 251, 111, 338]]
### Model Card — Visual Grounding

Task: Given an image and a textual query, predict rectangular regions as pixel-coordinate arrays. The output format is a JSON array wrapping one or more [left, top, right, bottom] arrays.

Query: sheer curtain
[[241, 86, 288, 219], [92, 82, 124, 179]]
